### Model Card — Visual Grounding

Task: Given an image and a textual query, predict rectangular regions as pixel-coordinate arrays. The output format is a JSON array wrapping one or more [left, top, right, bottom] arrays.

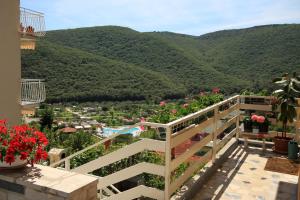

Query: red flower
[[0, 120, 48, 165], [4, 154, 15, 165], [25, 137, 37, 145], [0, 126, 7, 135], [0, 120, 6, 125], [34, 148, 48, 162], [159, 101, 166, 107], [41, 151, 48, 160], [140, 117, 145, 122], [2, 140, 8, 146], [251, 114, 259, 122], [34, 131, 48, 145], [20, 152, 29, 160], [257, 116, 265, 123], [140, 117, 146, 131], [251, 115, 265, 123], [212, 88, 220, 94], [6, 147, 15, 155]]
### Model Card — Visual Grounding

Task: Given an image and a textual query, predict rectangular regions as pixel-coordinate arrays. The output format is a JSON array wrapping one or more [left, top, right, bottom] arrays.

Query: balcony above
[[21, 79, 46, 107], [20, 7, 46, 50]]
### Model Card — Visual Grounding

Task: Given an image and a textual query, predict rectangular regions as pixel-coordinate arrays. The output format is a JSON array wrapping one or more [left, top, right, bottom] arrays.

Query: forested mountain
[[21, 24, 300, 102]]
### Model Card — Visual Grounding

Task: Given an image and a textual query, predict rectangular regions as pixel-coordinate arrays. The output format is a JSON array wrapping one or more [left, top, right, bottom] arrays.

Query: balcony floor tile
[[192, 146, 298, 200]]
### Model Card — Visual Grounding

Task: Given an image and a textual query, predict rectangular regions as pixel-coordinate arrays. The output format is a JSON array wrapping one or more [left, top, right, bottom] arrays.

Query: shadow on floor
[[201, 145, 249, 200], [275, 181, 297, 200]]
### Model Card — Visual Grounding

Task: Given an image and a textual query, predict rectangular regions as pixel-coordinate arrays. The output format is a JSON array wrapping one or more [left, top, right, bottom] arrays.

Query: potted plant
[[251, 114, 260, 134], [252, 115, 269, 133], [243, 116, 252, 132], [272, 72, 300, 154], [0, 120, 48, 169], [259, 117, 270, 133]]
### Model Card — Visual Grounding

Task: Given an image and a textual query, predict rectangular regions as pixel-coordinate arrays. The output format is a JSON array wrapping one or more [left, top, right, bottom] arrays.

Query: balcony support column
[[0, 0, 21, 125]]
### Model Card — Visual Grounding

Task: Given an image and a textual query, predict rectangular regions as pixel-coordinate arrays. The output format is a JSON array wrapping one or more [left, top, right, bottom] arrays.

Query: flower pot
[[0, 156, 27, 170], [259, 123, 269, 133], [252, 127, 259, 134], [243, 120, 252, 132], [273, 136, 292, 154]]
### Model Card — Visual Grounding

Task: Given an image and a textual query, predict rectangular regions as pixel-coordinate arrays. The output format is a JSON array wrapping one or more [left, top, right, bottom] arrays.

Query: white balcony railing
[[21, 79, 46, 105], [50, 95, 300, 199], [20, 7, 46, 37]]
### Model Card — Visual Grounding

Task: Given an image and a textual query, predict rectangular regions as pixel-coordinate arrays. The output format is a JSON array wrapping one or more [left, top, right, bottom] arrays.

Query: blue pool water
[[102, 127, 140, 135]]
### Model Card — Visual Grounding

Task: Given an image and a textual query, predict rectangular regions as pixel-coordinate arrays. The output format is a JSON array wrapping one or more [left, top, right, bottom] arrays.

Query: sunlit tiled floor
[[192, 146, 298, 200]]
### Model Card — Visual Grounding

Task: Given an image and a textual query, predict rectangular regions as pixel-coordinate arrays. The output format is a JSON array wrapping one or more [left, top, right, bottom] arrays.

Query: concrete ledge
[[0, 164, 98, 200], [171, 138, 239, 200]]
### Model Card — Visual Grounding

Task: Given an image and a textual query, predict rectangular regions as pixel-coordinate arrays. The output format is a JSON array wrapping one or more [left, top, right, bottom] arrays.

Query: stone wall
[[0, 164, 97, 200]]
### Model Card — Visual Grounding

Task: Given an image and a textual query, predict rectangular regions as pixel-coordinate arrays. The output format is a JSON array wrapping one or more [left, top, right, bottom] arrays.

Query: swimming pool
[[102, 127, 141, 136]]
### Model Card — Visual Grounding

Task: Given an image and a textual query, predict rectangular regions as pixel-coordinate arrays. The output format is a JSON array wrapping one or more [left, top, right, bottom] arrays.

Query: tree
[[40, 106, 54, 131], [65, 131, 94, 152], [71, 145, 105, 168], [272, 72, 300, 138]]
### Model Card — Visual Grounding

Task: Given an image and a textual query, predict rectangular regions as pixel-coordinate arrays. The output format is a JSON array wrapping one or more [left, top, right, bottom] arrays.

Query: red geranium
[[159, 101, 166, 107], [212, 88, 220, 94], [0, 120, 48, 166]]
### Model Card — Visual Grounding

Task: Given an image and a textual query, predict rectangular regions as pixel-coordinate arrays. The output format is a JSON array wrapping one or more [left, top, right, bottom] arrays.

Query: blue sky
[[21, 0, 300, 35]]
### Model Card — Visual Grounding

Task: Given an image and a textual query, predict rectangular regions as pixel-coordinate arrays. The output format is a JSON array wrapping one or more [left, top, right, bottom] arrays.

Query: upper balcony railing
[[20, 7, 46, 38], [21, 79, 46, 106]]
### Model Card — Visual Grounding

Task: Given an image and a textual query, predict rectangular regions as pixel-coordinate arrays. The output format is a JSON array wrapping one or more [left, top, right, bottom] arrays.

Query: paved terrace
[[192, 146, 298, 200]]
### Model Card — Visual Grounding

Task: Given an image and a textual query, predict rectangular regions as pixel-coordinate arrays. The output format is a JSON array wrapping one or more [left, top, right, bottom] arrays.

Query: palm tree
[[272, 72, 300, 138]]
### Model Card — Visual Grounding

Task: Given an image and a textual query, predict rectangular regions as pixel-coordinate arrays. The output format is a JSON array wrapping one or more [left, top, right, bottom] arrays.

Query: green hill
[[21, 24, 300, 102]]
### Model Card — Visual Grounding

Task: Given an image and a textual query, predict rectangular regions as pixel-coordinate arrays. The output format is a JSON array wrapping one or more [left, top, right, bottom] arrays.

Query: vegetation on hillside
[[22, 24, 300, 102], [41, 93, 224, 189]]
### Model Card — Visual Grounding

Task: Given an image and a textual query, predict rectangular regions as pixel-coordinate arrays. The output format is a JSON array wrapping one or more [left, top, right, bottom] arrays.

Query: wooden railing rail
[[71, 138, 165, 174], [50, 132, 120, 168], [104, 185, 164, 200], [167, 95, 239, 128], [165, 96, 240, 198], [97, 162, 165, 189]]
